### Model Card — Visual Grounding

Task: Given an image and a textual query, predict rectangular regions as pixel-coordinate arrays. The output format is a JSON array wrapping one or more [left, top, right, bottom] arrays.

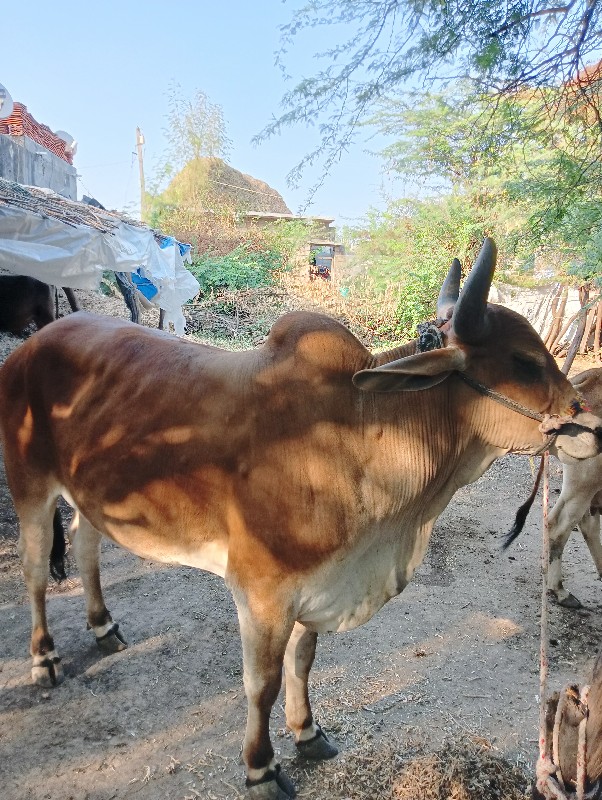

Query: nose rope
[[454, 371, 602, 456], [456, 371, 546, 422], [535, 454, 593, 800], [415, 320, 594, 448], [455, 371, 561, 454]]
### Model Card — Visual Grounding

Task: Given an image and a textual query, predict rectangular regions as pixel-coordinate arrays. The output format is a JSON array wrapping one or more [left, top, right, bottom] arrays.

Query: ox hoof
[[556, 591, 583, 609], [31, 655, 63, 687], [95, 622, 128, 653], [296, 726, 338, 760], [247, 766, 296, 799]]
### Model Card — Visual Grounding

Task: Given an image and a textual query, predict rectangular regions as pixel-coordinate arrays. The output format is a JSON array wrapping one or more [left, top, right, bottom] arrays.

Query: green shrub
[[189, 245, 281, 294]]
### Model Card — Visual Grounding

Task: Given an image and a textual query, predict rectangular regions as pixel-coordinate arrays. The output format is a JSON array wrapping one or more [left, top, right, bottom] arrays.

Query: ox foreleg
[[548, 490, 594, 608], [234, 595, 297, 799], [17, 498, 64, 687], [284, 622, 338, 760], [70, 514, 127, 653]]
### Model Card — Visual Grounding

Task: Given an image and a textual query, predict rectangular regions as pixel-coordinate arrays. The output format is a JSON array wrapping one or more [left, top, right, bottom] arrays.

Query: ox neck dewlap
[[415, 319, 588, 452]]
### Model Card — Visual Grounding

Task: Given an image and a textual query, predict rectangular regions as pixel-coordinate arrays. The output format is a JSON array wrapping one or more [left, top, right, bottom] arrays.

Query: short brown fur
[[3, 242, 601, 797]]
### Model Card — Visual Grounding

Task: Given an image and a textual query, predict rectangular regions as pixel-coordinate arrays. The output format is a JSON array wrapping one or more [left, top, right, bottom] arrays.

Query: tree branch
[[490, 2, 578, 38]]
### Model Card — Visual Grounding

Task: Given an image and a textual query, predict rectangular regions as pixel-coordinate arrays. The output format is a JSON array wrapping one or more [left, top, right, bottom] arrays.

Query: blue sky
[[3, 1, 397, 228]]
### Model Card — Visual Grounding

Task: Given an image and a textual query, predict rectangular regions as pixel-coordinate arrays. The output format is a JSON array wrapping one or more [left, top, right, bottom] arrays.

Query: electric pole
[[136, 127, 146, 221]]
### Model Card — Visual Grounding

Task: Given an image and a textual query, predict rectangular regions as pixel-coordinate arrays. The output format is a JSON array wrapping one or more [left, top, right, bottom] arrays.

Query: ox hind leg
[[284, 622, 337, 760], [17, 496, 64, 686], [69, 513, 127, 653]]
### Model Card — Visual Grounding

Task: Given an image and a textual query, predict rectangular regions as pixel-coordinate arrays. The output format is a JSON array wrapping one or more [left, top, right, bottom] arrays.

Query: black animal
[[0, 275, 79, 335]]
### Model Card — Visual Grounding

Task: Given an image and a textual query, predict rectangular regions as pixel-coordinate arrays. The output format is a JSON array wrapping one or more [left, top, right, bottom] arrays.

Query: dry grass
[[288, 738, 530, 800], [184, 269, 404, 351], [391, 740, 530, 800]]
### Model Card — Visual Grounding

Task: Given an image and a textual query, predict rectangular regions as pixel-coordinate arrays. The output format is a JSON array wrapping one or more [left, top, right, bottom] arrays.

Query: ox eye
[[512, 354, 543, 384]]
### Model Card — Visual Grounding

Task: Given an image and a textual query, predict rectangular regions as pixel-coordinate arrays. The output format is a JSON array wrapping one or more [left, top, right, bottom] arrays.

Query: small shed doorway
[[309, 243, 335, 281]]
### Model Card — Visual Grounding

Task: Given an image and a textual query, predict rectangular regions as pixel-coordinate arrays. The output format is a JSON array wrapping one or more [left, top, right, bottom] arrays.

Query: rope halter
[[416, 320, 592, 454]]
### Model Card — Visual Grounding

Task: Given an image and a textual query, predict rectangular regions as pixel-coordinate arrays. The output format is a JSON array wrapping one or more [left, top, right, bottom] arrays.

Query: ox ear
[[353, 347, 467, 393]]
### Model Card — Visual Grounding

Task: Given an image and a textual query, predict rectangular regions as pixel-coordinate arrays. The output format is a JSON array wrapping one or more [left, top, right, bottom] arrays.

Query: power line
[[78, 161, 131, 169]]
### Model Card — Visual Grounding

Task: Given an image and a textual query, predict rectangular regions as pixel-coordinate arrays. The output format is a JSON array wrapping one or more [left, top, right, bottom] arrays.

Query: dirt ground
[[1, 294, 601, 800]]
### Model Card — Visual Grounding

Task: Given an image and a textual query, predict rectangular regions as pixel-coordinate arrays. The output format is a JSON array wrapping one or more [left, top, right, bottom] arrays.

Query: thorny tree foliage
[[159, 82, 232, 184], [256, 0, 602, 187], [369, 81, 602, 249]]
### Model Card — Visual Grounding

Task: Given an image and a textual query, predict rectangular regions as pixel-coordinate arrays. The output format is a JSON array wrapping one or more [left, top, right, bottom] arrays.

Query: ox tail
[[503, 457, 545, 549], [49, 508, 67, 582]]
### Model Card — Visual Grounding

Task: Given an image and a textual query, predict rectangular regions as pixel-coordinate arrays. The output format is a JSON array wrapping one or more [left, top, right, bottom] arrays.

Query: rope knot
[[416, 320, 445, 353], [539, 414, 575, 435], [535, 754, 566, 799]]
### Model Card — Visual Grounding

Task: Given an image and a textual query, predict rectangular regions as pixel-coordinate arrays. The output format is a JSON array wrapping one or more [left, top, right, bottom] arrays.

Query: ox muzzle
[[549, 412, 602, 463]]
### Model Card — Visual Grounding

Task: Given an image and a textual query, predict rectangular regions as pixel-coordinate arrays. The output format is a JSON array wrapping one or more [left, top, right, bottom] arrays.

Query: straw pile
[[287, 738, 530, 800], [390, 741, 530, 800], [0, 177, 160, 237]]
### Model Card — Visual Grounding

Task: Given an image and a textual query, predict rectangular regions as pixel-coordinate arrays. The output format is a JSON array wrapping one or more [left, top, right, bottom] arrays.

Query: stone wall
[[0, 133, 77, 199]]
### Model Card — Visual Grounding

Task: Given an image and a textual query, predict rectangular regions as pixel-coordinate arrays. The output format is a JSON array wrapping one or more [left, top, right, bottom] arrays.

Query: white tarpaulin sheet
[[0, 203, 200, 335]]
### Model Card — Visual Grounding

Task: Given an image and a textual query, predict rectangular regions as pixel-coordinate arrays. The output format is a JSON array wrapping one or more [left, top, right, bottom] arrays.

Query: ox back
[[1, 239, 601, 799]]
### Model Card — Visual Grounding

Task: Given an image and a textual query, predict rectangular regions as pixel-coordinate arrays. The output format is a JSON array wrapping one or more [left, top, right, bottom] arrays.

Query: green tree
[[350, 194, 489, 338], [147, 85, 235, 232], [257, 0, 602, 184], [367, 80, 602, 275], [158, 82, 232, 185]]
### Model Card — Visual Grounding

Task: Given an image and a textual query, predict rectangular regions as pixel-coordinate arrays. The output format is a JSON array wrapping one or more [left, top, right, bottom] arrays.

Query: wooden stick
[[563, 306, 588, 375], [539, 452, 550, 762], [580, 304, 596, 353], [545, 284, 568, 349], [551, 310, 579, 355], [594, 300, 602, 360], [543, 284, 561, 347]]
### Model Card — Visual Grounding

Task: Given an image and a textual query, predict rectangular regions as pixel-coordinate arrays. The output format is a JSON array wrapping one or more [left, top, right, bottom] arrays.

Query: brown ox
[[1, 239, 601, 799], [544, 367, 602, 608]]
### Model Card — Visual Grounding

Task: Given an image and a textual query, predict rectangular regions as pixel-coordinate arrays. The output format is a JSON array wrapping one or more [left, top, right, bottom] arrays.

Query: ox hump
[[265, 311, 369, 373]]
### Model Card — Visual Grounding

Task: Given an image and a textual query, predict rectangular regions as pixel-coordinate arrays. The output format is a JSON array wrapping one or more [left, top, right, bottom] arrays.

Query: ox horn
[[452, 237, 497, 344], [437, 258, 462, 320]]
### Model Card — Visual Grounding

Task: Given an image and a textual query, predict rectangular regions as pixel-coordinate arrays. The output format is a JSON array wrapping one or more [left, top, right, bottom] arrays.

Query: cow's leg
[[17, 499, 64, 687], [62, 287, 80, 313], [284, 622, 337, 760], [70, 514, 127, 652], [578, 509, 602, 581], [32, 286, 56, 329], [234, 594, 297, 799], [548, 493, 592, 608]]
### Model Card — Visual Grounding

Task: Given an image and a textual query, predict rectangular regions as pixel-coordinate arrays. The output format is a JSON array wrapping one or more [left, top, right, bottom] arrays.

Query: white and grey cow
[[547, 368, 602, 608]]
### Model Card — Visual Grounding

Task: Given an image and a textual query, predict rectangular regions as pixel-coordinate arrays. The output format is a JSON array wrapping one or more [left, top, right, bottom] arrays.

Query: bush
[[189, 245, 281, 294], [351, 195, 490, 339]]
